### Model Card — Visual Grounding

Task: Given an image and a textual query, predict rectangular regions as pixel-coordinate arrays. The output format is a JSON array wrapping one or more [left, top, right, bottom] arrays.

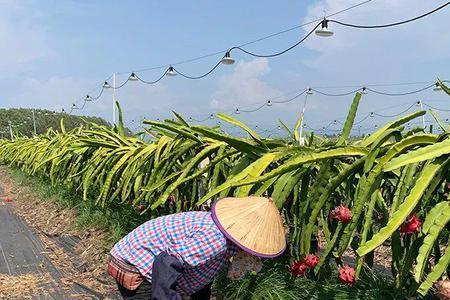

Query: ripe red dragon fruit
[[338, 265, 355, 285], [290, 260, 308, 277], [331, 205, 352, 223], [400, 214, 421, 234], [304, 254, 319, 269]]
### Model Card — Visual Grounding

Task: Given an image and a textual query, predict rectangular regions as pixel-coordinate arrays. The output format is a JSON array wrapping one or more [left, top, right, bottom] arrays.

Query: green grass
[[8, 167, 146, 248], [214, 259, 436, 300]]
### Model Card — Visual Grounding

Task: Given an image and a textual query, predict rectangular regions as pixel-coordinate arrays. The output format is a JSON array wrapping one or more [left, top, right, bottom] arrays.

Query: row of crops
[[1, 81, 450, 297]]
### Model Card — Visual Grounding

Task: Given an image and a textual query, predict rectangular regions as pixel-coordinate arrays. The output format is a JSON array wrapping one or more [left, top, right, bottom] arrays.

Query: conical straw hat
[[211, 196, 286, 258]]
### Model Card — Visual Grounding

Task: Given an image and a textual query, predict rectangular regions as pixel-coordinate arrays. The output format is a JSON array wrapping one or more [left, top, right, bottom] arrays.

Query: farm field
[[2, 2, 450, 299], [1, 81, 450, 298]]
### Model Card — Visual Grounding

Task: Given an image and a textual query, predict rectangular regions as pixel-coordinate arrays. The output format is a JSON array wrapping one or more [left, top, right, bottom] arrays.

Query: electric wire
[[322, 120, 335, 130], [88, 87, 104, 101], [183, 80, 446, 125], [113, 78, 130, 90], [134, 72, 167, 85], [191, 116, 211, 122], [112, 2, 449, 87], [311, 88, 362, 97], [173, 60, 223, 80], [272, 90, 307, 104], [354, 113, 372, 125], [328, 2, 450, 29], [140, 21, 319, 81], [368, 101, 413, 112], [422, 102, 450, 112], [71, 0, 375, 108], [312, 81, 434, 89], [372, 103, 416, 118], [239, 103, 268, 113], [67, 1, 449, 112], [229, 23, 321, 58], [302, 100, 438, 134], [366, 83, 435, 96], [117, 0, 373, 76], [69, 76, 112, 113]]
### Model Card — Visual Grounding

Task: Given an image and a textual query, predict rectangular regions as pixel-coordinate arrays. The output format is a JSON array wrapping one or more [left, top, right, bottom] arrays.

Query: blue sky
[[1, 0, 449, 134]]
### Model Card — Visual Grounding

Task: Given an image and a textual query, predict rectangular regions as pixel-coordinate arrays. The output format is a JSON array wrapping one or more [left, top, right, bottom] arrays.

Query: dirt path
[[0, 188, 92, 298], [0, 168, 118, 299]]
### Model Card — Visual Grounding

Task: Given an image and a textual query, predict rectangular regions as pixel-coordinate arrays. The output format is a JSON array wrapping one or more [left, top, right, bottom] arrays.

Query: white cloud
[[209, 58, 282, 110], [301, 0, 450, 79], [278, 0, 450, 131]]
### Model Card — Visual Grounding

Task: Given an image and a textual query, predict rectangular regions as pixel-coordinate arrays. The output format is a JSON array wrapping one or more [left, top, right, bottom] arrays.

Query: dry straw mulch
[[0, 273, 50, 299], [0, 167, 117, 298]]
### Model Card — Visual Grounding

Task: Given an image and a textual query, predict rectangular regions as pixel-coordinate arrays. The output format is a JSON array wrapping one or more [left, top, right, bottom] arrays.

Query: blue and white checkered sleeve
[[168, 229, 227, 267]]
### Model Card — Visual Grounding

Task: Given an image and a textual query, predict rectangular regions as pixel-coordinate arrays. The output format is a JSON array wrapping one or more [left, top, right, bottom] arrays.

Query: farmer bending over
[[108, 196, 286, 299]]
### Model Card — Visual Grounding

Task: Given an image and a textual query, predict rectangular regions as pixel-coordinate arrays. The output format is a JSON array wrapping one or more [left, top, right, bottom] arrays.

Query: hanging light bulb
[[434, 82, 442, 92], [189, 117, 193, 122], [62, 109, 65, 113], [315, 19, 334, 37], [209, 114, 215, 120], [129, 73, 138, 81], [303, 123, 307, 128], [53, 111, 57, 115], [103, 81, 111, 89], [370, 112, 374, 117], [221, 51, 235, 65], [267, 100, 273, 107], [166, 66, 177, 77], [375, 124, 378, 129], [361, 87, 368, 94], [85, 95, 91, 101], [333, 120, 337, 125], [156, 118, 160, 122], [277, 125, 281, 130], [72, 103, 76, 108], [235, 108, 240, 114], [306, 87, 313, 95], [416, 100, 421, 107]]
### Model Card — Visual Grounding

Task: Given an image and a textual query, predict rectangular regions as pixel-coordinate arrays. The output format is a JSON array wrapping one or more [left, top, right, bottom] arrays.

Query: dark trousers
[[117, 281, 212, 300], [118, 280, 152, 300]]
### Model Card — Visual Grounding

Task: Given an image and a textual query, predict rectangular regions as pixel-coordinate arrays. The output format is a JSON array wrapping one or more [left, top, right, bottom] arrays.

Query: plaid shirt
[[111, 211, 237, 295]]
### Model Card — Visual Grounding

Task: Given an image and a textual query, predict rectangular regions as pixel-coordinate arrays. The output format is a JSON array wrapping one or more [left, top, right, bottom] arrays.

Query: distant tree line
[[0, 108, 111, 139]]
